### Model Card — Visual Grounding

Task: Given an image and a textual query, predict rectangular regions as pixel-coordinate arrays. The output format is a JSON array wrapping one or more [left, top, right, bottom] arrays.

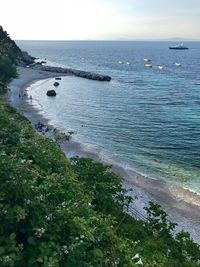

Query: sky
[[1, 0, 200, 40]]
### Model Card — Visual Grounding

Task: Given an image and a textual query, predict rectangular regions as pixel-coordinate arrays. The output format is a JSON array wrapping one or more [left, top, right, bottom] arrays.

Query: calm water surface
[[17, 41, 200, 193]]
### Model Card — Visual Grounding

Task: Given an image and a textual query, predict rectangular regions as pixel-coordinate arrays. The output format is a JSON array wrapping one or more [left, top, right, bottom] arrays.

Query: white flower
[[75, 237, 79, 241], [3, 256, 12, 264], [36, 195, 45, 202], [34, 228, 45, 238], [45, 214, 53, 221], [135, 258, 143, 265], [25, 199, 31, 205], [134, 240, 140, 245], [80, 235, 85, 239], [61, 202, 67, 208], [132, 254, 140, 260], [18, 243, 24, 250], [62, 245, 69, 254]]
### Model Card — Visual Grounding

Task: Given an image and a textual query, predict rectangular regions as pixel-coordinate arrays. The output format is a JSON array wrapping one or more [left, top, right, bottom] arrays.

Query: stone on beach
[[47, 90, 56, 97], [54, 82, 60, 86]]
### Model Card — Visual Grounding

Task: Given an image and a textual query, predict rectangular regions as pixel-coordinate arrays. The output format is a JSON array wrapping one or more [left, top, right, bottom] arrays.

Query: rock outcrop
[[16, 51, 36, 67]]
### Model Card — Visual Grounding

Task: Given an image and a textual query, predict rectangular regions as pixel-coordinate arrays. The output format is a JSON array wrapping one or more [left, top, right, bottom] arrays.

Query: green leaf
[[0, 247, 5, 255], [9, 233, 16, 241], [28, 236, 35, 245], [37, 258, 43, 263], [93, 248, 104, 258]]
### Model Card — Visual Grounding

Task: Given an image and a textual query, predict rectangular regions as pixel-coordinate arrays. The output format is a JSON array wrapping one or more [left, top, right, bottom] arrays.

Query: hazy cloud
[[1, 0, 199, 40]]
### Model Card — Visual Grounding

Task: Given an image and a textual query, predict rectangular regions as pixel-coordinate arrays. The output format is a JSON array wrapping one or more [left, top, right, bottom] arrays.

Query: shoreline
[[9, 66, 200, 244]]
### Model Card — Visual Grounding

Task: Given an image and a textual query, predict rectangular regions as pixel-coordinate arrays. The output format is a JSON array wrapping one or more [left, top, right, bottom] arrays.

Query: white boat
[[158, 65, 164, 70], [144, 58, 151, 62], [169, 43, 188, 50], [175, 62, 181, 67], [145, 63, 152, 68]]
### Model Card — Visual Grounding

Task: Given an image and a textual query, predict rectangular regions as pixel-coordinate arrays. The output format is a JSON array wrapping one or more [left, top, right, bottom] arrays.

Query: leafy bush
[[0, 56, 17, 84], [0, 100, 137, 266], [0, 26, 18, 93], [70, 157, 132, 214], [0, 99, 200, 266]]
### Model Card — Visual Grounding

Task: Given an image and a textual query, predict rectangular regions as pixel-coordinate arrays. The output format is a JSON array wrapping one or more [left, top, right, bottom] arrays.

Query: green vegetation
[[0, 26, 18, 94], [0, 25, 200, 266], [0, 56, 17, 92], [0, 99, 200, 267]]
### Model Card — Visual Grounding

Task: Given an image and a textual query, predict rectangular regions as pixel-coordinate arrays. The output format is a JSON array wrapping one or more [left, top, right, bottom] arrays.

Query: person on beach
[[45, 126, 49, 132]]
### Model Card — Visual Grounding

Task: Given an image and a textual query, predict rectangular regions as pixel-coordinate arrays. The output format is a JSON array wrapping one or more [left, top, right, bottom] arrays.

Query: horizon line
[[15, 38, 200, 42]]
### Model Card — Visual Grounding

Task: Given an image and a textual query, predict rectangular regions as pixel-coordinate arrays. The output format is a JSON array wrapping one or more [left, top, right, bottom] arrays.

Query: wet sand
[[9, 66, 200, 244]]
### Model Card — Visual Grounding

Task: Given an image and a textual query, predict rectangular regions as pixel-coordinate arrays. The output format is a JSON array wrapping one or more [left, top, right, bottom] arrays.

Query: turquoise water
[[17, 41, 200, 193]]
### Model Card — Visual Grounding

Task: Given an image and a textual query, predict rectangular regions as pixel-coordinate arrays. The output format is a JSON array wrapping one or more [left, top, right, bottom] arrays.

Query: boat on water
[[143, 58, 151, 62], [118, 60, 130, 65], [169, 43, 188, 50], [145, 63, 152, 68], [158, 65, 164, 70], [175, 62, 182, 67]]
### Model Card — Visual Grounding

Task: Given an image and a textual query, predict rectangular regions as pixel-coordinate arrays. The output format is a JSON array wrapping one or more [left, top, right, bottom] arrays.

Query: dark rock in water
[[47, 90, 56, 97], [54, 82, 60, 86], [55, 77, 62, 80]]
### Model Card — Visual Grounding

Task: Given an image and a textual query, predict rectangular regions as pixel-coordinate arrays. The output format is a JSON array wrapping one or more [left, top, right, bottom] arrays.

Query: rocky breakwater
[[31, 63, 111, 82]]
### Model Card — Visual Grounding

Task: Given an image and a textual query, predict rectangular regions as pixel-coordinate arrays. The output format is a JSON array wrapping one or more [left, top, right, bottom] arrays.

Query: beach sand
[[9, 66, 200, 244]]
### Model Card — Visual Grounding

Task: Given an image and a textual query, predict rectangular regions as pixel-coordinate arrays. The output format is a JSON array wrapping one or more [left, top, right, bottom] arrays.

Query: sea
[[16, 40, 200, 194]]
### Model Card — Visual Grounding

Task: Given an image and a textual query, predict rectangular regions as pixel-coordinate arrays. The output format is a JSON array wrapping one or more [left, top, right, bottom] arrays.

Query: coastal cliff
[[0, 26, 35, 66], [0, 25, 111, 82]]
